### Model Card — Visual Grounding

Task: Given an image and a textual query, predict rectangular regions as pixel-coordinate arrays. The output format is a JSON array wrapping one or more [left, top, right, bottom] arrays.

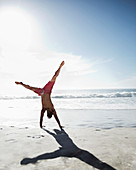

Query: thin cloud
[[0, 49, 95, 81], [90, 57, 113, 66], [117, 74, 136, 88]]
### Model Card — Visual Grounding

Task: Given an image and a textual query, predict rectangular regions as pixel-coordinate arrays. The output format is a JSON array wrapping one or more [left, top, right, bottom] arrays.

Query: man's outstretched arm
[[53, 110, 63, 129], [40, 108, 46, 128], [51, 61, 65, 82]]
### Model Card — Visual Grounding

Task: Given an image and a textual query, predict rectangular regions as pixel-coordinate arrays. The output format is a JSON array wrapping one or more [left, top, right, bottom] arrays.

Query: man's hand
[[60, 125, 64, 129]]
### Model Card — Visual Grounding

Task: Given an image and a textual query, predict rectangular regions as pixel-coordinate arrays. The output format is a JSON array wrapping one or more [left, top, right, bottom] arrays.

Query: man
[[15, 61, 65, 129]]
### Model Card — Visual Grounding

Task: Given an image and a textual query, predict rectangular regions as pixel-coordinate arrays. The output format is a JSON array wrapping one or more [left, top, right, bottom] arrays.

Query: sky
[[0, 0, 136, 96]]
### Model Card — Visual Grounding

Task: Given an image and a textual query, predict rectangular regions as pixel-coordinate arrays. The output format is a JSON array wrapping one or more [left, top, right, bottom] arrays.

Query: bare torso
[[41, 93, 54, 109]]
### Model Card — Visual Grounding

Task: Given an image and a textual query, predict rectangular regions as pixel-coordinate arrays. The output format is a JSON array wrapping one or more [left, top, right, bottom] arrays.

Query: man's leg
[[15, 82, 39, 91], [40, 108, 46, 128], [51, 61, 65, 82]]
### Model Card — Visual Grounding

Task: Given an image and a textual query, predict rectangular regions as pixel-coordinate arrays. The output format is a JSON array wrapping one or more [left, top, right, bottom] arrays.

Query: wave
[[53, 92, 136, 99], [0, 91, 136, 100], [0, 96, 40, 100]]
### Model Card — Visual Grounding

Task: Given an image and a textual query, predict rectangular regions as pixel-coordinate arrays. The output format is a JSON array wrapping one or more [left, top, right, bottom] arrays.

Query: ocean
[[52, 88, 136, 110], [0, 89, 136, 128], [1, 88, 136, 109]]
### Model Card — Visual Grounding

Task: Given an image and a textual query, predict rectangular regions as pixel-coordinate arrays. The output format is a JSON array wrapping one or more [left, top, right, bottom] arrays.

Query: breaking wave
[[53, 92, 136, 99], [0, 90, 136, 100]]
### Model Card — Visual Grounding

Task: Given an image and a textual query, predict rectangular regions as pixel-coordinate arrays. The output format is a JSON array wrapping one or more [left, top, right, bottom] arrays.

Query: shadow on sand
[[21, 128, 116, 170]]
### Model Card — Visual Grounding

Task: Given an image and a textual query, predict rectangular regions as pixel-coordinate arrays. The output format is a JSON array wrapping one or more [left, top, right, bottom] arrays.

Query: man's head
[[47, 109, 54, 119]]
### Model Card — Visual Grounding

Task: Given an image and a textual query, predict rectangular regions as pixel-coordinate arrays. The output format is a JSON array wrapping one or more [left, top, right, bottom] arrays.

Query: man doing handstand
[[15, 61, 65, 129]]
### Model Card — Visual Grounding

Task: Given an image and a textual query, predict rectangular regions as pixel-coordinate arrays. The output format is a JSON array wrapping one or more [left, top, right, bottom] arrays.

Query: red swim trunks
[[33, 81, 55, 96]]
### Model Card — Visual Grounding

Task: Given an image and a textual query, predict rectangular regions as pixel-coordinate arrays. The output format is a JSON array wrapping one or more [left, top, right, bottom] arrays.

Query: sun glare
[[0, 7, 33, 50]]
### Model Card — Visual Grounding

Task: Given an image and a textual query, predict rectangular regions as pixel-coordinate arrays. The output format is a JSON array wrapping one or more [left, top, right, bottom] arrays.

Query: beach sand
[[0, 125, 136, 170]]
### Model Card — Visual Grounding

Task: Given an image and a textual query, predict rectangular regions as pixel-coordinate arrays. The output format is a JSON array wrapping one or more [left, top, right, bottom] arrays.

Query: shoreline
[[1, 109, 136, 129], [0, 125, 136, 170]]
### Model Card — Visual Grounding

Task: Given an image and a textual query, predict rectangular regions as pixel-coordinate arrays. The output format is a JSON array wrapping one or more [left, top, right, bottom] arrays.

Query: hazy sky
[[0, 0, 136, 95]]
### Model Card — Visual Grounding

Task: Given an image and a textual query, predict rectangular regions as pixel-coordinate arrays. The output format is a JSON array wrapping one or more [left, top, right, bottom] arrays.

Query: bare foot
[[15, 81, 22, 85], [60, 61, 65, 67]]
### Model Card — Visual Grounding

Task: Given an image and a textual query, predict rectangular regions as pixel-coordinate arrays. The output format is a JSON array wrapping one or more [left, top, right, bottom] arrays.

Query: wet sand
[[0, 125, 136, 170]]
